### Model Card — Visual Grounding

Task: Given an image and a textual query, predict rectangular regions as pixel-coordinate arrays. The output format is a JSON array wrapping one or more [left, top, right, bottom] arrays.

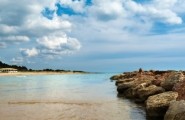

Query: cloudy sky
[[1, 0, 185, 72]]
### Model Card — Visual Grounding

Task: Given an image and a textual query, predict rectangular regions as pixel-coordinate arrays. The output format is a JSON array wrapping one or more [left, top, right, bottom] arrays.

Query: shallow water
[[0, 73, 146, 120]]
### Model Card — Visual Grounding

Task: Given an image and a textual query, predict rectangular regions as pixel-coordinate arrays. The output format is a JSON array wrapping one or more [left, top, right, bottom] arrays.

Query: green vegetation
[[0, 61, 27, 71], [0, 61, 87, 73]]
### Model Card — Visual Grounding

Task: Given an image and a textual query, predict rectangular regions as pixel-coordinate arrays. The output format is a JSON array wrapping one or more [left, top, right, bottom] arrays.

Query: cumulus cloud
[[0, 0, 81, 60], [90, 0, 124, 21], [124, 0, 182, 24], [20, 48, 39, 57]]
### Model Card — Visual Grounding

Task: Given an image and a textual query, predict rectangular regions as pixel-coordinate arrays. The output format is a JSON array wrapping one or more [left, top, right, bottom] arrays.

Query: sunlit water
[[0, 73, 146, 120]]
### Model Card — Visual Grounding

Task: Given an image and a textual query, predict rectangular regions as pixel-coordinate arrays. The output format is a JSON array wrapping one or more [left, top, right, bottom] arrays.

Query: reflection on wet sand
[[0, 74, 146, 120], [8, 100, 103, 106]]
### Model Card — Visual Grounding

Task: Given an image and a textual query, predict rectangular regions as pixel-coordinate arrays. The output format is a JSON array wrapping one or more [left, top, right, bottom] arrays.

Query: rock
[[117, 80, 137, 93], [136, 85, 165, 101], [173, 80, 185, 100], [122, 82, 150, 99], [151, 79, 162, 86], [161, 72, 184, 91], [122, 72, 138, 79], [110, 74, 125, 80], [115, 78, 135, 86], [164, 100, 185, 120], [117, 75, 154, 95], [146, 91, 178, 117]]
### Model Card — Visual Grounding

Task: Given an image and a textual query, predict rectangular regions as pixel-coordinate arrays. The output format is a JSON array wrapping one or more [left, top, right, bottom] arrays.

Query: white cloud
[[37, 35, 68, 49], [20, 48, 39, 57], [0, 24, 18, 34], [37, 34, 81, 56], [124, 0, 182, 24], [26, 15, 72, 31], [0, 35, 30, 42]]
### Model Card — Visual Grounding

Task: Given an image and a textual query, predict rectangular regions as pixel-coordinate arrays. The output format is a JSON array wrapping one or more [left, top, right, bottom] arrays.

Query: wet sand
[[0, 99, 144, 120], [0, 73, 146, 120]]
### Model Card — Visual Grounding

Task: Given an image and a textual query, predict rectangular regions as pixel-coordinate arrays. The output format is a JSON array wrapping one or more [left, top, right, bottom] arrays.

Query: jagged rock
[[160, 72, 184, 91], [146, 91, 178, 117], [164, 100, 185, 120]]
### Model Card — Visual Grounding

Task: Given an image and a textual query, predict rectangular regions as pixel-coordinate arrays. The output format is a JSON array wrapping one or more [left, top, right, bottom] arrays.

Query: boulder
[[164, 100, 185, 120], [136, 85, 165, 101], [161, 72, 184, 91], [122, 82, 150, 99], [146, 91, 178, 117], [117, 80, 137, 93], [173, 80, 185, 100], [152, 79, 162, 86]]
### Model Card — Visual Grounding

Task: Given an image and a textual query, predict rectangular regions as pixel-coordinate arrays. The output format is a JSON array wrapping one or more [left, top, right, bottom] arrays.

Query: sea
[[0, 73, 146, 120]]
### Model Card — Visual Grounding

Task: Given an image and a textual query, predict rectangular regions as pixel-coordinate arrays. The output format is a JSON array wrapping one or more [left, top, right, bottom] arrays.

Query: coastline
[[0, 71, 88, 76]]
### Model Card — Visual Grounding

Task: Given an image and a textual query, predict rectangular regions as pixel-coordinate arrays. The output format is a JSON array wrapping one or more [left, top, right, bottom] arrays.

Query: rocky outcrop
[[146, 91, 178, 117], [111, 69, 185, 119], [164, 100, 185, 120]]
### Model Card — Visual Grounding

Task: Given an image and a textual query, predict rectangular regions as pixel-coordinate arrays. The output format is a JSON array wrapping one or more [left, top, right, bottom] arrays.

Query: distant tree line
[[0, 61, 28, 71], [0, 61, 87, 73]]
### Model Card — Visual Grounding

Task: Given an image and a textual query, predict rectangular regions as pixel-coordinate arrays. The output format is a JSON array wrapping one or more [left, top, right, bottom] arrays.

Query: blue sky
[[1, 0, 185, 72]]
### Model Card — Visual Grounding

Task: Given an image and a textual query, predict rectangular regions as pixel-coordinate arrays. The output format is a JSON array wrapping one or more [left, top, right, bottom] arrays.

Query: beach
[[0, 71, 87, 76]]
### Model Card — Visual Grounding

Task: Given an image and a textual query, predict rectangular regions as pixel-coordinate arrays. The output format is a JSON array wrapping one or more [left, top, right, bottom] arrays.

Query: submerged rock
[[164, 100, 185, 120], [146, 91, 178, 117]]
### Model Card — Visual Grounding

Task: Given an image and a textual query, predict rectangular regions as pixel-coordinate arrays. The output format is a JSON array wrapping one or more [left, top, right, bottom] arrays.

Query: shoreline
[[0, 71, 88, 76]]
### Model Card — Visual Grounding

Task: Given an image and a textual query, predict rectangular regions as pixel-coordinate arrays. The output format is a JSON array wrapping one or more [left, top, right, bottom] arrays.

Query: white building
[[0, 68, 18, 73]]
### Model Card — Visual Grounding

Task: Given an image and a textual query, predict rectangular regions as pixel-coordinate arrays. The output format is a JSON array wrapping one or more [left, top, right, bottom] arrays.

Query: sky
[[1, 0, 185, 72]]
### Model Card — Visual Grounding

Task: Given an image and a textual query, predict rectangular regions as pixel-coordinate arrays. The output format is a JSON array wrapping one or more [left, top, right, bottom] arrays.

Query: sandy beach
[[0, 71, 86, 76]]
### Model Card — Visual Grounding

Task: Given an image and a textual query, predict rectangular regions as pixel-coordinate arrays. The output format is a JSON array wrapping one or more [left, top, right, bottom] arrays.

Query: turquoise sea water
[[0, 73, 146, 120]]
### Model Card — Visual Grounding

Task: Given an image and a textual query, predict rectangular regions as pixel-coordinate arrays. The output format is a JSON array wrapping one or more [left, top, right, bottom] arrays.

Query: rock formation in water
[[111, 69, 185, 120]]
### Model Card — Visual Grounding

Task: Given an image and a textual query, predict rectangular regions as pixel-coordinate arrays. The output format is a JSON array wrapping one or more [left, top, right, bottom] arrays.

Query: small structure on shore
[[0, 68, 18, 73]]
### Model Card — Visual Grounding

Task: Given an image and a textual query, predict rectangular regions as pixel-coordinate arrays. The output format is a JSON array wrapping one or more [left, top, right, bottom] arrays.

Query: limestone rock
[[136, 85, 165, 101], [146, 91, 178, 117], [164, 100, 185, 120]]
